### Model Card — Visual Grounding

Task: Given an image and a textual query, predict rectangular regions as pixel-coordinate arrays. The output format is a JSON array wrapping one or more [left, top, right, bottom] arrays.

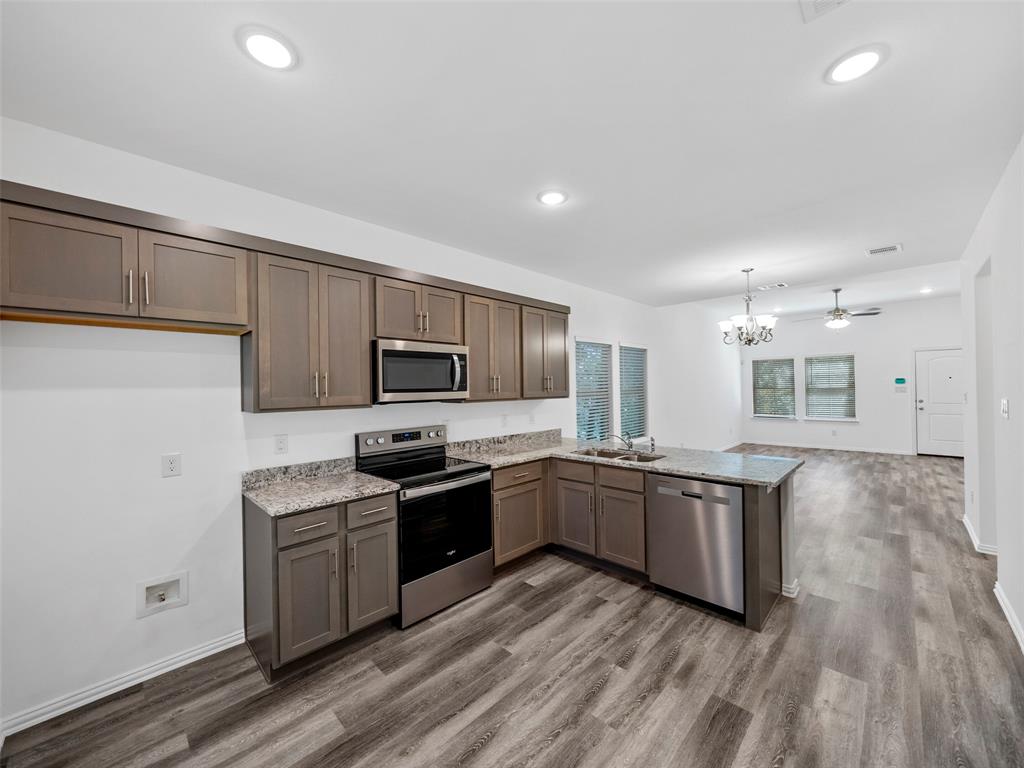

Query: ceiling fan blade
[[850, 308, 883, 316]]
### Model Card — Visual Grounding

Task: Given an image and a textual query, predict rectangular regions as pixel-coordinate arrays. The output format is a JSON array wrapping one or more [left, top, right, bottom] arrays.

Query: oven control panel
[[356, 425, 447, 455]]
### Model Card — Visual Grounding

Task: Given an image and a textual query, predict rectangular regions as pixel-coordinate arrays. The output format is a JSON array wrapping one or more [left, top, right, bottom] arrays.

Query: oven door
[[398, 473, 492, 584], [375, 339, 469, 403]]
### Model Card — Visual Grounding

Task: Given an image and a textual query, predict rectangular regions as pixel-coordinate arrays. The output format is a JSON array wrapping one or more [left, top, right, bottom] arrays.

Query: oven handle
[[400, 471, 491, 501], [452, 354, 462, 392]]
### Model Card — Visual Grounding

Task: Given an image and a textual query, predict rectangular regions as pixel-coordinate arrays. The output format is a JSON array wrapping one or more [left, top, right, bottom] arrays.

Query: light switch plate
[[1001, 398, 1010, 419], [274, 434, 289, 454], [161, 453, 182, 477]]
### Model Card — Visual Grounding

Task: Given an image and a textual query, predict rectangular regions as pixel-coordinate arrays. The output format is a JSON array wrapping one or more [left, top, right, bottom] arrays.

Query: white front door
[[915, 348, 965, 457]]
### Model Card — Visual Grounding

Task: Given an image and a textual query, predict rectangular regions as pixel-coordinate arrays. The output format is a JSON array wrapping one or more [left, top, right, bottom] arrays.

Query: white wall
[[959, 135, 1024, 640], [739, 296, 963, 455], [0, 118, 740, 726]]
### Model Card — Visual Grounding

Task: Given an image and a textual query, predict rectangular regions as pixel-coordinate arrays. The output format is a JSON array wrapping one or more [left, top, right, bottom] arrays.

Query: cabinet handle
[[601, 497, 605, 516], [496, 374, 501, 392], [323, 371, 328, 400], [128, 269, 133, 305], [424, 311, 430, 333], [589, 492, 593, 512], [416, 311, 423, 333], [360, 506, 390, 516], [496, 500, 501, 522], [143, 271, 150, 305], [331, 550, 338, 578], [293, 521, 327, 534], [351, 545, 357, 571], [314, 370, 320, 399], [514, 472, 530, 479]]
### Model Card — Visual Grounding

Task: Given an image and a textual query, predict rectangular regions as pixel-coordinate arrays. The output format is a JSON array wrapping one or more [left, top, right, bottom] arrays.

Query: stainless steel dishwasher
[[646, 474, 744, 613]]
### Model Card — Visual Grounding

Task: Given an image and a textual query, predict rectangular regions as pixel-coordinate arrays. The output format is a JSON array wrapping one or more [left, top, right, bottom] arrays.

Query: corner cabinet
[[244, 254, 372, 411], [522, 308, 569, 398], [465, 295, 521, 400], [375, 277, 462, 344]]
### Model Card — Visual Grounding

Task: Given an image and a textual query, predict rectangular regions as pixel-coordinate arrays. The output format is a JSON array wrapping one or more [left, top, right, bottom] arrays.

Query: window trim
[[751, 356, 797, 419]]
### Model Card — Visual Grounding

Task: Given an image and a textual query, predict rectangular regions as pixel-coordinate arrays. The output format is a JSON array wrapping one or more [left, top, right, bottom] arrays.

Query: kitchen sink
[[615, 453, 666, 463], [573, 449, 665, 463]]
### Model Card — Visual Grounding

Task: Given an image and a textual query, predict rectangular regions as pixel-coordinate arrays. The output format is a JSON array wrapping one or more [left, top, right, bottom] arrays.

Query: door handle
[[127, 268, 133, 305]]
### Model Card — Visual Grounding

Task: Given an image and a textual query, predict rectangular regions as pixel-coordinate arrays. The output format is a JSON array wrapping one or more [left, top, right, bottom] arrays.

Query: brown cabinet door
[[1, 203, 138, 316], [347, 520, 399, 633], [464, 295, 495, 400], [257, 254, 319, 409], [521, 306, 547, 398], [277, 536, 342, 665], [137, 231, 247, 324], [556, 479, 596, 555], [375, 277, 422, 340], [493, 301, 521, 399], [597, 488, 646, 572], [494, 480, 544, 566], [545, 311, 570, 397], [421, 286, 463, 343], [319, 265, 372, 407]]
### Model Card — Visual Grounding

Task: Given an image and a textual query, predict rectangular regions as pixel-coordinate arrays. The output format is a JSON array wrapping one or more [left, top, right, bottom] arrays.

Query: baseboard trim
[[994, 582, 1024, 658], [782, 579, 800, 599], [962, 515, 997, 555], [737, 440, 914, 456], [2, 629, 245, 736]]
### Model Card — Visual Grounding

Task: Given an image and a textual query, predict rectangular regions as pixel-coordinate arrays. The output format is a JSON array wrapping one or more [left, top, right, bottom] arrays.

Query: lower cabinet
[[494, 479, 544, 566], [597, 488, 646, 572], [555, 478, 597, 556], [347, 521, 399, 633], [277, 536, 343, 664]]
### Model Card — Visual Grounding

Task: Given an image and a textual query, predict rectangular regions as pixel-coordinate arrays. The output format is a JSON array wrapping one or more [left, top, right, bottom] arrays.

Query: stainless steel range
[[355, 425, 493, 627]]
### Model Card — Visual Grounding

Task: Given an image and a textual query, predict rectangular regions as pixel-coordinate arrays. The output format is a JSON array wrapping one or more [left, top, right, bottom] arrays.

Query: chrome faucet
[[649, 436, 655, 453], [610, 433, 634, 450]]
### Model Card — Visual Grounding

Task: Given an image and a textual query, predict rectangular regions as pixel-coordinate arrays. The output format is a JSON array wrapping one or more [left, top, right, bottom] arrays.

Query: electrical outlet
[[161, 453, 182, 478], [274, 434, 289, 454], [1001, 398, 1010, 419], [501, 413, 509, 428], [831, 429, 838, 437]]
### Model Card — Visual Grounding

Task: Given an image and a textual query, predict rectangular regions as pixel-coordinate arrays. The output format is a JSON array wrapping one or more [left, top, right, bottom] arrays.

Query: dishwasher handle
[[654, 483, 733, 506]]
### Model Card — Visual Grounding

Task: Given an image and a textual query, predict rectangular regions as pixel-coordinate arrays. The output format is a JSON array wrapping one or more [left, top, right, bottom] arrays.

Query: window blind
[[619, 346, 648, 438], [752, 358, 796, 417], [805, 354, 856, 419], [575, 341, 612, 440]]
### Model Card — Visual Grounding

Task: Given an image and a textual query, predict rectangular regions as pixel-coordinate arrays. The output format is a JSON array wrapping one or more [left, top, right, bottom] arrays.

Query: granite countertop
[[448, 437, 803, 489], [242, 459, 399, 517]]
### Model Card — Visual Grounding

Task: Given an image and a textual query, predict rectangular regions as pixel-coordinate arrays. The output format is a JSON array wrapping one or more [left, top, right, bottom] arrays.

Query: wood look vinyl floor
[[4, 447, 1023, 768]]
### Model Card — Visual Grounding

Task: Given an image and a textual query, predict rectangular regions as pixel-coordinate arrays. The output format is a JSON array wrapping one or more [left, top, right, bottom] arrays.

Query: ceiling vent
[[756, 282, 789, 291], [865, 243, 903, 257], [799, 0, 852, 23]]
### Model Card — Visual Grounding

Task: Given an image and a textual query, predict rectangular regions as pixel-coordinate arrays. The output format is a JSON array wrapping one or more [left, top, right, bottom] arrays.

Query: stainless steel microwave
[[374, 339, 469, 403]]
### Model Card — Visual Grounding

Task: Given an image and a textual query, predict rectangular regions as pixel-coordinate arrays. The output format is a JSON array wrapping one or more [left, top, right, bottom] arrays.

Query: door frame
[[912, 346, 964, 457]]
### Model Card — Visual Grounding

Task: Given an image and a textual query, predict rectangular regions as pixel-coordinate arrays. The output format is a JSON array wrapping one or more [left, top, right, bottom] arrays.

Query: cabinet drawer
[[346, 494, 397, 529], [276, 507, 339, 548], [554, 460, 594, 483], [597, 465, 645, 493], [493, 461, 545, 490]]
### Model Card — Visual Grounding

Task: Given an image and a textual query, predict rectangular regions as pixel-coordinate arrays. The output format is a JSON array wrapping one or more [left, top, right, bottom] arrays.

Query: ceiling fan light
[[826, 317, 851, 329]]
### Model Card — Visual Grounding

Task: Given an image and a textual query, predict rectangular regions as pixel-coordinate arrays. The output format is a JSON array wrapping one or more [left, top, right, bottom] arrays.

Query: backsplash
[[448, 428, 562, 456]]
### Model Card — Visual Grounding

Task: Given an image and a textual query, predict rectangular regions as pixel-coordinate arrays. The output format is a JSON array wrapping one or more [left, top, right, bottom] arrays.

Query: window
[[805, 354, 856, 419], [575, 341, 612, 440], [752, 358, 796, 417], [619, 346, 648, 438]]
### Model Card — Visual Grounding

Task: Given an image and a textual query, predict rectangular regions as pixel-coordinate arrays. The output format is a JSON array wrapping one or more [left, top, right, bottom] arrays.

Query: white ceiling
[[2, 1, 1021, 306]]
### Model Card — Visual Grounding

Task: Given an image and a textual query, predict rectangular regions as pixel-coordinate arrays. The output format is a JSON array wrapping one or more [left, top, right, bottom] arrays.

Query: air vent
[[800, 0, 852, 23], [865, 243, 903, 257], [756, 282, 789, 292]]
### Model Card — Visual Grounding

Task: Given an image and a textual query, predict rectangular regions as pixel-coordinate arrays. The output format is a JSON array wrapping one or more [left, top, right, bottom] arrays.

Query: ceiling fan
[[794, 288, 883, 328]]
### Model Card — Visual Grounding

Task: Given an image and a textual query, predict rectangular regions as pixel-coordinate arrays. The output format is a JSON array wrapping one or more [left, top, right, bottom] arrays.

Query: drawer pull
[[293, 521, 328, 534], [360, 506, 390, 516], [513, 472, 530, 479]]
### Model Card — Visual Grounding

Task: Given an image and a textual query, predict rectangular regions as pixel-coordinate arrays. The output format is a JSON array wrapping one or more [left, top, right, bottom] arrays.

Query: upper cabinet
[[1, 203, 248, 327], [250, 254, 372, 411], [138, 231, 247, 324], [522, 308, 570, 398], [375, 277, 462, 344], [1, 204, 139, 317], [464, 295, 521, 400]]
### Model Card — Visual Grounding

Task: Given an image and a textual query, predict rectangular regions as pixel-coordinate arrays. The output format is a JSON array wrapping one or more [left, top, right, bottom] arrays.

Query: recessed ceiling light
[[537, 190, 568, 206], [920, 287, 933, 294], [826, 45, 886, 85], [773, 307, 783, 313], [239, 27, 296, 70]]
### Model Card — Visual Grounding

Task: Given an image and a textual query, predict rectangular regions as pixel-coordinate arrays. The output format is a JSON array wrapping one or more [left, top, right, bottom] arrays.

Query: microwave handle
[[452, 354, 462, 391]]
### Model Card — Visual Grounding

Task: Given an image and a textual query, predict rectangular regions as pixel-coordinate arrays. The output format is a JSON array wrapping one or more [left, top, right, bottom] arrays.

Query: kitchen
[[1, 2, 1022, 767]]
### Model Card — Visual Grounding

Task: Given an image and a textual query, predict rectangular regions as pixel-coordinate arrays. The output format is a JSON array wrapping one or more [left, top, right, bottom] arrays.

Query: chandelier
[[718, 268, 777, 346]]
